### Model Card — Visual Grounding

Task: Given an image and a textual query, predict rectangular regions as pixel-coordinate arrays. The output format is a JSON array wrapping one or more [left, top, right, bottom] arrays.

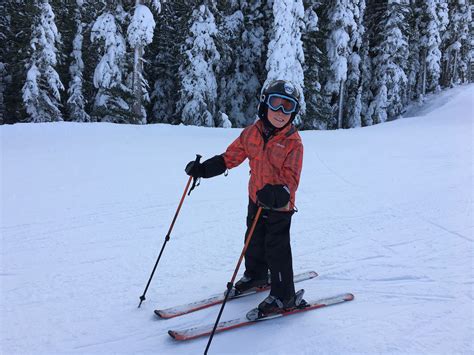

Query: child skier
[[185, 80, 305, 316]]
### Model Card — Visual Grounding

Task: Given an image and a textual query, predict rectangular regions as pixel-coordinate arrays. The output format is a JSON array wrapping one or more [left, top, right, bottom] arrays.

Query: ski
[[168, 292, 354, 341], [154, 271, 318, 319]]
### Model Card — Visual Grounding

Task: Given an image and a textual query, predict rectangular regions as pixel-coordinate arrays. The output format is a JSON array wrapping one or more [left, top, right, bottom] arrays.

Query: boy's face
[[267, 108, 292, 129]]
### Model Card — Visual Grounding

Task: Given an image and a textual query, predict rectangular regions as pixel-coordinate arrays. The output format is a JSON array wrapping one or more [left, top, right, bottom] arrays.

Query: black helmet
[[258, 80, 301, 128]]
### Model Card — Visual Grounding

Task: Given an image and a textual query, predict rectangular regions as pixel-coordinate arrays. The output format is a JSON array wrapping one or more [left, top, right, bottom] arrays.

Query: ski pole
[[204, 206, 263, 354], [138, 154, 202, 308]]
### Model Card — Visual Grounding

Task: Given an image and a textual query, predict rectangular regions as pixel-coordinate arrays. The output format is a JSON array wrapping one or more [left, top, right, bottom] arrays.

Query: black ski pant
[[243, 198, 295, 301]]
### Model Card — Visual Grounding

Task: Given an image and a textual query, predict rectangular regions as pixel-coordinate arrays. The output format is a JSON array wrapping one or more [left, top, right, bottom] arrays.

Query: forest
[[0, 0, 472, 129]]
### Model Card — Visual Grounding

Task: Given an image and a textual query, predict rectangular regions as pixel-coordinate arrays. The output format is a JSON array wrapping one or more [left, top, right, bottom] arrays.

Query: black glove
[[256, 184, 290, 209], [185, 155, 227, 179], [185, 160, 204, 178]]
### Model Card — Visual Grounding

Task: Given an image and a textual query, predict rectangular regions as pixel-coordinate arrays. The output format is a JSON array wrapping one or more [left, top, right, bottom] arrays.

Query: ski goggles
[[265, 93, 298, 114]]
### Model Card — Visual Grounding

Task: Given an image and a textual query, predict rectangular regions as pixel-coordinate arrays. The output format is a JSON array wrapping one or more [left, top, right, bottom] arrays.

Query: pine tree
[[50, 0, 77, 120], [343, 0, 366, 128], [405, 0, 423, 102], [265, 0, 306, 126], [418, 0, 448, 95], [91, 2, 134, 123], [0, 0, 8, 124], [127, 0, 159, 124], [214, 0, 244, 128], [367, 0, 410, 123], [80, 1, 107, 121], [148, 0, 192, 124], [441, 0, 472, 86], [3, 1, 34, 123], [22, 0, 64, 122], [301, 0, 333, 129], [359, 0, 379, 126], [67, 0, 90, 122], [215, 0, 268, 127], [176, 3, 220, 126], [324, 0, 354, 128]]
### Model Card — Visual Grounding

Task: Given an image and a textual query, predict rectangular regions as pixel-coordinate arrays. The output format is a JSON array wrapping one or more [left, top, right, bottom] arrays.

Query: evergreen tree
[[50, 0, 77, 120], [67, 0, 90, 122], [149, 0, 192, 124], [91, 2, 134, 123], [80, 1, 107, 121], [367, 0, 410, 123], [127, 0, 159, 124], [176, 3, 220, 126], [301, 0, 333, 129], [324, 0, 355, 128], [405, 0, 423, 102], [344, 0, 366, 128], [215, 0, 267, 127], [3, 1, 34, 123], [214, 0, 244, 127], [359, 0, 380, 126], [265, 0, 306, 126], [418, 0, 448, 95], [22, 0, 64, 122], [0, 0, 8, 124], [441, 0, 472, 86]]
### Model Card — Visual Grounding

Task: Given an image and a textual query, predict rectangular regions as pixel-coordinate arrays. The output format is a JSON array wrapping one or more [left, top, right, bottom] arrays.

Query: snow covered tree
[[418, 0, 448, 95], [0, 61, 5, 125], [265, 0, 306, 126], [441, 0, 472, 86], [0, 1, 8, 124], [176, 3, 220, 126], [50, 0, 77, 119], [324, 0, 355, 128], [127, 0, 159, 124], [404, 0, 423, 102], [22, 0, 64, 122], [215, 0, 267, 127], [67, 0, 90, 122], [214, 0, 244, 128], [301, 0, 333, 129], [91, 2, 134, 123], [367, 0, 410, 123], [149, 1, 191, 124], [343, 0, 366, 128]]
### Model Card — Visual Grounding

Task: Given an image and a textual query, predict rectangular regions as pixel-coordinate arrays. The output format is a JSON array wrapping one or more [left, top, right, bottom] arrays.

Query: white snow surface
[[1, 85, 473, 354]]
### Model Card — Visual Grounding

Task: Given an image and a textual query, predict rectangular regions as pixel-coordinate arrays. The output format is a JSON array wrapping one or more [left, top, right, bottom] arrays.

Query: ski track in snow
[[1, 84, 473, 354]]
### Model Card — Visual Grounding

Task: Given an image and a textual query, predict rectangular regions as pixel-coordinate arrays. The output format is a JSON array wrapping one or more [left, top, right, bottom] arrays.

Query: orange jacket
[[222, 120, 304, 209]]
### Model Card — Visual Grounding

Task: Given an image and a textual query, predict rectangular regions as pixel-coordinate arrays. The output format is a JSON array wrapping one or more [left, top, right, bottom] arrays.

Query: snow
[[127, 4, 156, 48], [1, 84, 473, 354]]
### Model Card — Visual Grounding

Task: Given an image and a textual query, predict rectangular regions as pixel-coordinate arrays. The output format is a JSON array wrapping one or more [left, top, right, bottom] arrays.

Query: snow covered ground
[[1, 85, 473, 354]]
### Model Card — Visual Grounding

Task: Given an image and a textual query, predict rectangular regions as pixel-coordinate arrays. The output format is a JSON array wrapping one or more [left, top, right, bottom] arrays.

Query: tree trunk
[[132, 0, 144, 123], [452, 49, 458, 86], [338, 79, 345, 129], [422, 50, 427, 98]]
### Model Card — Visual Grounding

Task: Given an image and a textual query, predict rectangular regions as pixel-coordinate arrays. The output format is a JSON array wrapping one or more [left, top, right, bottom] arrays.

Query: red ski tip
[[168, 330, 178, 339], [344, 293, 355, 301]]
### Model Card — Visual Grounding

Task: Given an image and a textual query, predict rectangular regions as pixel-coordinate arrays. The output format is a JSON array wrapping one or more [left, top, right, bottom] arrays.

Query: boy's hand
[[256, 184, 290, 209], [185, 160, 204, 178]]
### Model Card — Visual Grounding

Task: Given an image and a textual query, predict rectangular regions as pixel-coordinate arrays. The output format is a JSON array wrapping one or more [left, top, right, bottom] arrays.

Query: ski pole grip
[[188, 154, 202, 196]]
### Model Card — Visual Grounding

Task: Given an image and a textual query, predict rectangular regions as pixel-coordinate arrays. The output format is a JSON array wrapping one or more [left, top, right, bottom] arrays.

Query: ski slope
[[1, 85, 473, 354]]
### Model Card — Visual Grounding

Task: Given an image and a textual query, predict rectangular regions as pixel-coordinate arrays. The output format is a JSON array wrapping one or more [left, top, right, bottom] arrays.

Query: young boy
[[185, 80, 304, 316]]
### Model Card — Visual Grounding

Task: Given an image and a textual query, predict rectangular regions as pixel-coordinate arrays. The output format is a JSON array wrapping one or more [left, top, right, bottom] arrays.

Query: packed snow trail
[[1, 85, 473, 354]]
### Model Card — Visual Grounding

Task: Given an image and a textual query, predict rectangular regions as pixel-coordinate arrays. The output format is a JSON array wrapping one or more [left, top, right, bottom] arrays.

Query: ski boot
[[246, 289, 307, 320], [227, 274, 269, 297]]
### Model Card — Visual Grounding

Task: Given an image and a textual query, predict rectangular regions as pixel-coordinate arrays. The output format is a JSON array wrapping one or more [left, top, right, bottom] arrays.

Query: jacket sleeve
[[222, 128, 249, 169], [281, 141, 303, 197]]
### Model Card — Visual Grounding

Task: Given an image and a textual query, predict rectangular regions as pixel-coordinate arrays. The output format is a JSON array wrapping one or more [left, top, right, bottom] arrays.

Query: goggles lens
[[266, 94, 297, 114]]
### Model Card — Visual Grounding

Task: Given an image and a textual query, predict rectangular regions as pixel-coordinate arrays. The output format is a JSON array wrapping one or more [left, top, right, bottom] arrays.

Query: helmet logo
[[284, 82, 295, 95]]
